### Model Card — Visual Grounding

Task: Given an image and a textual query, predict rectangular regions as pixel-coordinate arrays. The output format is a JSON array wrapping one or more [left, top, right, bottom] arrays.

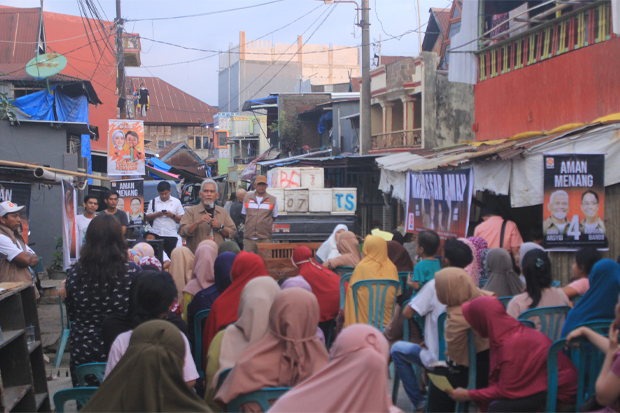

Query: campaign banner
[[543, 154, 606, 249], [62, 180, 79, 269], [0, 182, 31, 244], [406, 168, 473, 239], [111, 179, 144, 228], [108, 120, 145, 176]]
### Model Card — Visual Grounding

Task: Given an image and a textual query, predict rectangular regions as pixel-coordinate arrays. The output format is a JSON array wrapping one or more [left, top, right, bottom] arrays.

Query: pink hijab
[[270, 324, 400, 413], [183, 243, 217, 296], [458, 238, 480, 286]]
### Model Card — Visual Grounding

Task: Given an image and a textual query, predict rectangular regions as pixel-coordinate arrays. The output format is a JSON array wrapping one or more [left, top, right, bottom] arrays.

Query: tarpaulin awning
[[256, 149, 332, 167], [146, 165, 179, 180]]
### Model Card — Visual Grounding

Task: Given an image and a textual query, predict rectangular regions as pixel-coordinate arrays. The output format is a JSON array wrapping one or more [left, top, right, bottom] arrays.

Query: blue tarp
[[13, 89, 55, 121], [318, 111, 333, 134]]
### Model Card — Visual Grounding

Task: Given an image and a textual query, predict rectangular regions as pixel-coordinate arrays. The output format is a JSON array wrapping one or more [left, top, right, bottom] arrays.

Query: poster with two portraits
[[543, 154, 607, 250]]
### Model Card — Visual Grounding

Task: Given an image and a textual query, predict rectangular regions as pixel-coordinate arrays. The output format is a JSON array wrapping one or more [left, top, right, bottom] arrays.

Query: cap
[[0, 201, 25, 217], [255, 175, 268, 185]]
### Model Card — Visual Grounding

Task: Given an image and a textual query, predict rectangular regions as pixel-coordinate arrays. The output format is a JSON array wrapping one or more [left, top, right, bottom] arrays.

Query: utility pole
[[116, 0, 126, 119], [360, 0, 371, 155]]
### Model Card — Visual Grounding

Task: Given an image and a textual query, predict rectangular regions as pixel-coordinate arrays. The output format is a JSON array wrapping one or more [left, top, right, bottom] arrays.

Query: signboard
[[406, 169, 473, 239], [0, 182, 31, 244], [543, 154, 607, 249], [108, 120, 146, 176], [62, 180, 78, 269], [111, 179, 144, 228]]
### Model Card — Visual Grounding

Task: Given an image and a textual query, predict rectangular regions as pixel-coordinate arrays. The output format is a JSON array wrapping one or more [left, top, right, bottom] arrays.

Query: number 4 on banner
[[567, 215, 581, 240]]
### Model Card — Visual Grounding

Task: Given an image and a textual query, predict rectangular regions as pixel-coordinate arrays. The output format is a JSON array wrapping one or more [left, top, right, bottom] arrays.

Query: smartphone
[[161, 210, 168, 213]]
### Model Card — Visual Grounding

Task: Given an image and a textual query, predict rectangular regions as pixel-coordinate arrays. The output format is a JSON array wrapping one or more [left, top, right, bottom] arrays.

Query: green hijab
[[218, 240, 241, 255], [82, 320, 211, 412]]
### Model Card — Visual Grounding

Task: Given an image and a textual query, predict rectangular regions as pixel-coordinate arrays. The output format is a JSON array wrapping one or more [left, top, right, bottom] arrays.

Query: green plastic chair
[[193, 309, 210, 379], [55, 296, 71, 368], [53, 387, 98, 412], [339, 272, 353, 309], [498, 296, 513, 308], [551, 280, 561, 287], [478, 279, 488, 288], [437, 311, 447, 361], [76, 363, 107, 387], [574, 319, 613, 334], [216, 367, 232, 390], [226, 387, 291, 412], [517, 306, 571, 341], [546, 334, 608, 412], [520, 319, 536, 329], [333, 266, 355, 277], [397, 271, 412, 294], [570, 294, 583, 305], [351, 279, 400, 331]]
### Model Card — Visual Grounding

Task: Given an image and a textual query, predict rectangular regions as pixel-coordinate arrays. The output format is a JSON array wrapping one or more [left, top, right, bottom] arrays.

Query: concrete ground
[[37, 279, 414, 412]]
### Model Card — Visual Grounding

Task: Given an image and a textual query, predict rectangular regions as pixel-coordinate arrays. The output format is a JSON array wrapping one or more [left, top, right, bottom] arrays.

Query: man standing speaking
[[178, 179, 236, 253]]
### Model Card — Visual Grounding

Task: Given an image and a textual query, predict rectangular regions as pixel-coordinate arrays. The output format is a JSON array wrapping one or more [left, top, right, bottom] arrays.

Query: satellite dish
[[25, 53, 67, 79]]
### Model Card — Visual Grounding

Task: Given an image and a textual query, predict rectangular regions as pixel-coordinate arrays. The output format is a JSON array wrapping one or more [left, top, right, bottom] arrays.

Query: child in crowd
[[563, 247, 600, 300], [409, 230, 441, 291]]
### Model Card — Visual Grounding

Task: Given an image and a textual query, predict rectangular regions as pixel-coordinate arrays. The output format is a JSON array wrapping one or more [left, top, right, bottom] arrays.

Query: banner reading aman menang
[[543, 154, 607, 249], [406, 168, 473, 239], [108, 120, 145, 176]]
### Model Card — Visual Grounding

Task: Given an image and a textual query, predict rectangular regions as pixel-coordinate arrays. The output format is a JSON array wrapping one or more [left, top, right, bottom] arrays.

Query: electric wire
[[126, 0, 286, 22]]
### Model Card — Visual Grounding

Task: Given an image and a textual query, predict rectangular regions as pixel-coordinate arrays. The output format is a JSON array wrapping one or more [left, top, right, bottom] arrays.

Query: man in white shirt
[[145, 181, 184, 257], [0, 201, 40, 298], [76, 194, 98, 250]]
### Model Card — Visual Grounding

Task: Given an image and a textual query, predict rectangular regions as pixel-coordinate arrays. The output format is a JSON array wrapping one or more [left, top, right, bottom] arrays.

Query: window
[[449, 22, 462, 39], [158, 140, 164, 149], [203, 137, 209, 150], [215, 131, 229, 148], [194, 136, 202, 150], [165, 140, 171, 146]]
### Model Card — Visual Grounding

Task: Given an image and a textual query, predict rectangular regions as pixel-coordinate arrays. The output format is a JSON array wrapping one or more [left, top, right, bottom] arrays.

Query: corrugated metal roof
[[126, 76, 218, 125], [0, 7, 41, 65], [432, 8, 451, 33]]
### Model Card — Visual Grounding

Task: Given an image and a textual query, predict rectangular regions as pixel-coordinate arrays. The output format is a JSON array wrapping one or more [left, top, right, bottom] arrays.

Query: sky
[[1, 0, 450, 106]]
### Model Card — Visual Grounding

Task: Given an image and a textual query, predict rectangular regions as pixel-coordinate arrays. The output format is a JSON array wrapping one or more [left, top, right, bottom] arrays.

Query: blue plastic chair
[[397, 271, 412, 294], [551, 280, 561, 287], [339, 272, 353, 309], [520, 319, 536, 329], [437, 311, 447, 361], [53, 387, 98, 412], [517, 306, 571, 341], [498, 296, 513, 308], [216, 367, 232, 390], [478, 279, 488, 288], [575, 319, 613, 334], [570, 294, 583, 305], [76, 363, 107, 387], [391, 298, 414, 404], [55, 296, 71, 368], [546, 334, 608, 412], [455, 330, 478, 413], [334, 266, 355, 277], [351, 279, 400, 331], [193, 309, 210, 379], [226, 387, 291, 412]]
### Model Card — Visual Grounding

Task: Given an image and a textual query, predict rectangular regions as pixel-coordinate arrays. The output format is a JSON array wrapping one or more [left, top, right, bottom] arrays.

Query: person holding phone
[[145, 181, 184, 257]]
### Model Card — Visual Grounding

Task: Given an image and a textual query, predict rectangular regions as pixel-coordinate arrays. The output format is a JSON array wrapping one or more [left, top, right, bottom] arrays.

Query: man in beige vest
[[0, 201, 40, 298], [242, 175, 278, 253]]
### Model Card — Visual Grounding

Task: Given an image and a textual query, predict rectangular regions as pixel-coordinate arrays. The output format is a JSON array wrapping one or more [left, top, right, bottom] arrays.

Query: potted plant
[[47, 237, 66, 280]]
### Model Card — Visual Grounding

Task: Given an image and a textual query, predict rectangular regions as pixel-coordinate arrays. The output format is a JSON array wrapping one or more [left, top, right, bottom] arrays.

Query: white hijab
[[316, 224, 349, 262]]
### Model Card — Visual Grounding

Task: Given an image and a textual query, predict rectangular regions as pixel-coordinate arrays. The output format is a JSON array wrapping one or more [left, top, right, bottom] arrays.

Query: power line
[[126, 0, 286, 22], [0, 23, 115, 44]]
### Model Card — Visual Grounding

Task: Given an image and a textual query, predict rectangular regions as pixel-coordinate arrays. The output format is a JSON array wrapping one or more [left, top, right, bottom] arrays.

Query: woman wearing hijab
[[482, 249, 524, 297], [458, 238, 480, 286], [82, 320, 210, 413], [205, 277, 280, 411], [391, 230, 405, 245], [344, 235, 400, 328], [447, 296, 577, 412], [387, 240, 414, 272], [561, 259, 620, 338], [202, 251, 269, 362], [432, 268, 493, 412], [507, 250, 570, 328], [129, 242, 154, 262], [218, 240, 241, 255], [182, 243, 218, 321], [215, 288, 329, 410], [281, 276, 326, 345], [467, 237, 488, 274], [315, 224, 349, 264], [187, 252, 236, 346], [270, 324, 400, 413], [292, 246, 340, 325], [323, 230, 362, 270], [169, 246, 194, 304]]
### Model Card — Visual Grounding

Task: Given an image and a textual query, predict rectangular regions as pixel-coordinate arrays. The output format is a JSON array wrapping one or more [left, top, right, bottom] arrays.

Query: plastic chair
[[551, 280, 561, 287], [351, 279, 400, 331], [478, 279, 488, 288], [53, 387, 98, 412], [323, 318, 336, 349], [397, 271, 412, 294], [391, 298, 413, 404], [226, 387, 291, 412], [333, 266, 355, 277], [216, 368, 232, 390], [575, 319, 614, 334], [339, 272, 353, 309], [570, 294, 583, 305], [546, 334, 608, 412], [517, 306, 571, 341], [437, 312, 447, 361], [498, 296, 513, 308], [76, 363, 107, 387], [454, 330, 478, 413], [193, 309, 210, 379], [520, 319, 536, 329], [55, 296, 71, 368]]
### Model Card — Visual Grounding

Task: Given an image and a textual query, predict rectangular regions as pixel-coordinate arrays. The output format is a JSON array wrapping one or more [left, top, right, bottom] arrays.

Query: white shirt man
[[76, 194, 99, 249], [145, 182, 184, 256]]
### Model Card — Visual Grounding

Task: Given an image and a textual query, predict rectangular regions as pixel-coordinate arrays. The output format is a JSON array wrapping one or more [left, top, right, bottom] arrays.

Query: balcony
[[371, 129, 422, 150], [477, 0, 612, 82]]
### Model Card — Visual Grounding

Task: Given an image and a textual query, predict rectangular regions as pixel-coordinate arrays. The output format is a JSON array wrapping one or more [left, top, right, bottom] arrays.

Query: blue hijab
[[186, 252, 237, 344], [561, 259, 620, 337]]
